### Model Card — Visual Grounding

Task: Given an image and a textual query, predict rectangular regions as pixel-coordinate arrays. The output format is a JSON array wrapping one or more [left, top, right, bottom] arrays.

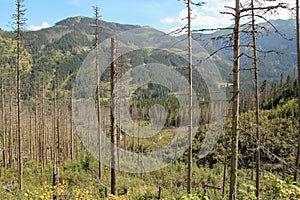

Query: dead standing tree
[[192, 1, 288, 198], [110, 37, 118, 195], [239, 1, 288, 198], [295, 0, 300, 182], [229, 1, 241, 199], [12, 0, 27, 190], [187, 0, 193, 194], [175, 0, 205, 194], [93, 5, 103, 181]]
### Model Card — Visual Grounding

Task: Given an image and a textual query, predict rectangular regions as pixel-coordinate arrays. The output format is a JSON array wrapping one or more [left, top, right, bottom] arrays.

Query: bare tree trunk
[[294, 0, 300, 182], [9, 67, 14, 169], [187, 0, 193, 194], [122, 96, 126, 152], [116, 58, 120, 171], [94, 6, 102, 181], [29, 107, 32, 161], [110, 37, 118, 195], [52, 68, 60, 198], [34, 79, 38, 165], [56, 92, 60, 168], [39, 108, 43, 168], [41, 79, 46, 167], [222, 156, 227, 198], [250, 0, 260, 197], [229, 0, 240, 199], [16, 0, 23, 190], [63, 106, 68, 162], [52, 151, 59, 200], [70, 92, 73, 160], [53, 69, 57, 176], [1, 71, 8, 168]]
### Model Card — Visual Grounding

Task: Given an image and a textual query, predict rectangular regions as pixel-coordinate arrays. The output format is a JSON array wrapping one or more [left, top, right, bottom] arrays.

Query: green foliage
[[23, 181, 96, 200], [137, 190, 159, 200], [80, 153, 93, 171], [51, 32, 91, 54], [24, 181, 67, 200], [261, 174, 300, 200], [180, 194, 209, 200], [238, 181, 257, 200]]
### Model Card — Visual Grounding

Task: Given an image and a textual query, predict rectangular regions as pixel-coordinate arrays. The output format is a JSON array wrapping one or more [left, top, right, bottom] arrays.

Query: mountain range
[[0, 16, 297, 98]]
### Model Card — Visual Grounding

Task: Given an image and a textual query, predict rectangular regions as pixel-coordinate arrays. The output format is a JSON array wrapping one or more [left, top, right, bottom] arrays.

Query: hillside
[[1, 63, 299, 200], [197, 19, 297, 90], [1, 15, 300, 199], [0, 16, 296, 99]]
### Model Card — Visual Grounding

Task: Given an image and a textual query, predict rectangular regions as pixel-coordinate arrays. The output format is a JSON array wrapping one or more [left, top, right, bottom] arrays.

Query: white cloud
[[160, 0, 235, 30], [161, 0, 295, 31], [258, 0, 295, 20], [29, 22, 51, 31], [160, 17, 175, 24], [177, 6, 233, 29]]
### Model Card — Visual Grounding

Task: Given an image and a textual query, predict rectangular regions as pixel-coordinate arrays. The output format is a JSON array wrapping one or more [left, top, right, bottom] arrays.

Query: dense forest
[[1, 0, 300, 199]]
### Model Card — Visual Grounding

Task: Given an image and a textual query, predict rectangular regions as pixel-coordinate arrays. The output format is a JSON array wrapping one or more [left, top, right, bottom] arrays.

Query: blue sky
[[0, 0, 295, 32], [0, 0, 184, 31]]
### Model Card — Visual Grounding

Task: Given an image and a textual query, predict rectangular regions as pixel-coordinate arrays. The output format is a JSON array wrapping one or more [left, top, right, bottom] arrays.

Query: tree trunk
[[110, 37, 118, 195], [294, 0, 300, 182], [34, 79, 38, 165], [56, 92, 60, 167], [70, 92, 74, 160], [250, 0, 260, 197], [229, 0, 240, 199], [29, 107, 32, 161], [53, 69, 57, 174], [187, 0, 193, 194], [9, 65, 14, 169], [16, 0, 23, 190], [222, 156, 227, 198], [42, 79, 46, 167], [1, 71, 8, 168], [94, 6, 102, 181]]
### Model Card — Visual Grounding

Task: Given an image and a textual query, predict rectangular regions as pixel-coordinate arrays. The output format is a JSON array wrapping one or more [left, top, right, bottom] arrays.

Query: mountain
[[0, 16, 142, 99], [195, 18, 297, 92], [0, 16, 297, 100]]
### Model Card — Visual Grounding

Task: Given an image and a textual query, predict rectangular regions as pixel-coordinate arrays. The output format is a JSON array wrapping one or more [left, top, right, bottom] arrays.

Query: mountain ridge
[[0, 16, 297, 99]]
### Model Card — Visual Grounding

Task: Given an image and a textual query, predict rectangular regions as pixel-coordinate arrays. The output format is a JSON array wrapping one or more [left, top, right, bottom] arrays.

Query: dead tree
[[241, 1, 288, 197], [249, 0, 260, 197], [229, 0, 241, 199], [187, 0, 193, 194], [110, 37, 118, 195], [294, 0, 300, 182], [93, 5, 102, 181], [69, 91, 74, 160], [1, 66, 8, 168], [12, 0, 27, 190], [52, 66, 60, 189], [175, 0, 205, 194]]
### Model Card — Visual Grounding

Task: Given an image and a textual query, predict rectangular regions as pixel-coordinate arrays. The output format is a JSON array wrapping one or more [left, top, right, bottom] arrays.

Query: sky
[[0, 0, 296, 32]]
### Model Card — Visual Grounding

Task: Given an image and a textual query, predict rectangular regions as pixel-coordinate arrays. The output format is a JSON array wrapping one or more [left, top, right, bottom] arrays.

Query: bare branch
[[192, 27, 233, 33], [240, 3, 287, 13]]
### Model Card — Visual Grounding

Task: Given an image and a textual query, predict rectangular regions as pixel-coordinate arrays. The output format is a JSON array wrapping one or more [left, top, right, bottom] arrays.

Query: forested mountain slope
[[196, 19, 297, 91], [1, 17, 296, 99]]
